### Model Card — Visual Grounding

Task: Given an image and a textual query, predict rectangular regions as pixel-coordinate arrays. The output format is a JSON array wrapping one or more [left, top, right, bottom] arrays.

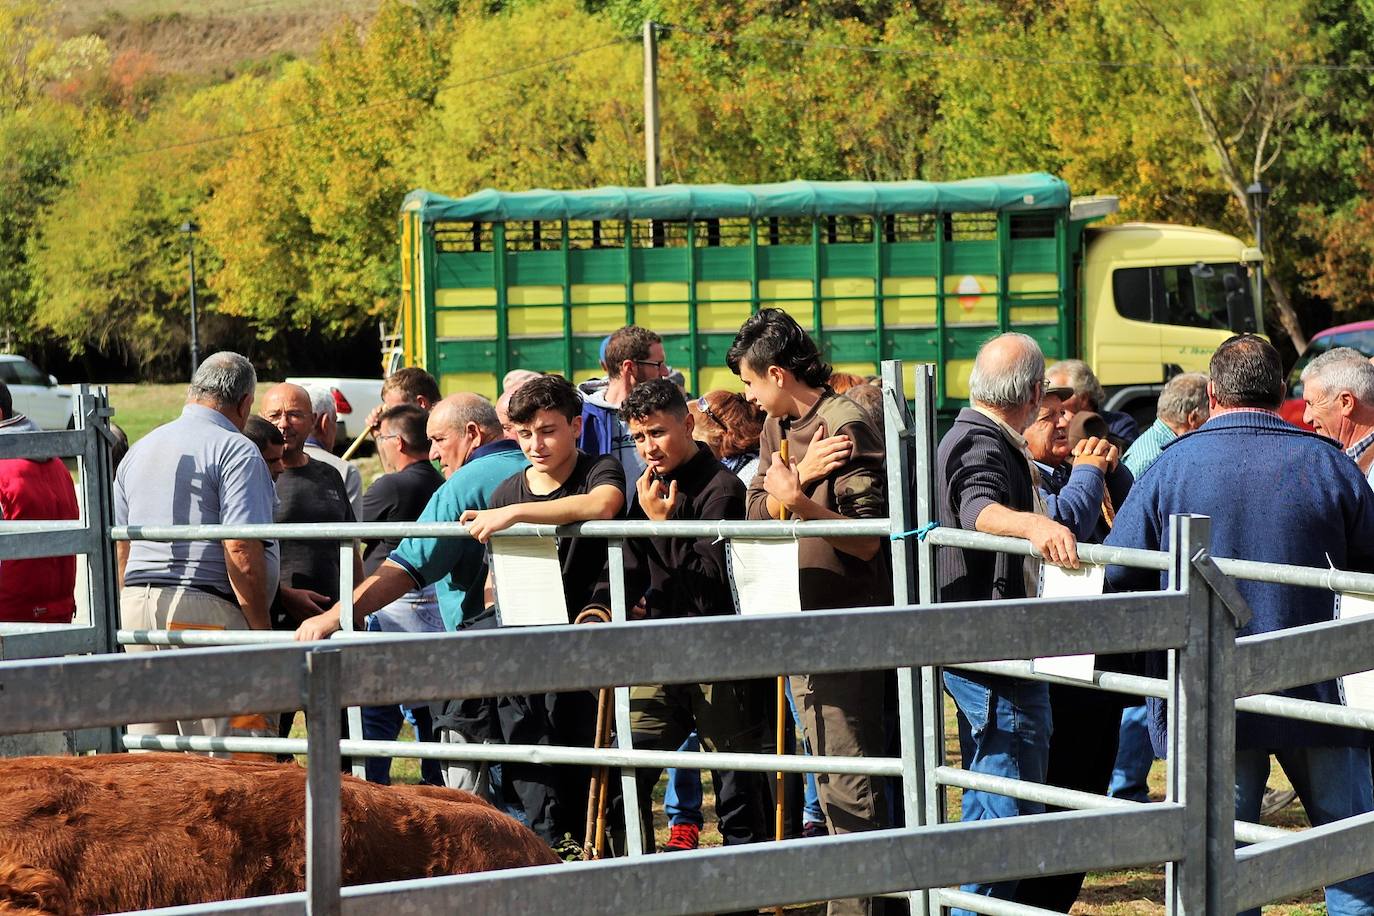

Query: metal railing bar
[[923, 526, 1171, 571], [1235, 808, 1374, 911], [122, 735, 905, 776], [931, 766, 1284, 845], [0, 522, 98, 561], [118, 629, 400, 646], [0, 428, 89, 461], [948, 661, 1170, 699], [112, 518, 892, 542], [136, 807, 1185, 916], [933, 888, 1072, 916], [0, 598, 1193, 737], [0, 623, 101, 660], [1236, 614, 1374, 697]]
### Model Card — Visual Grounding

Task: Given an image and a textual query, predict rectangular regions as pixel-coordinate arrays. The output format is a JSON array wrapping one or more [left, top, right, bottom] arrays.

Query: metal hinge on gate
[[1190, 549, 1252, 628]]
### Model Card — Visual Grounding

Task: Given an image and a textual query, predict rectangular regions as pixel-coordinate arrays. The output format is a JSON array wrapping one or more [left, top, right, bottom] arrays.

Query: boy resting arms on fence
[[732, 308, 891, 916], [458, 374, 626, 856]]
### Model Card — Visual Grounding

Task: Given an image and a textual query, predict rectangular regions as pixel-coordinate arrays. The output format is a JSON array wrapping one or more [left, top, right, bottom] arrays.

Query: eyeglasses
[[696, 396, 727, 430], [375, 432, 401, 441], [635, 359, 669, 373]]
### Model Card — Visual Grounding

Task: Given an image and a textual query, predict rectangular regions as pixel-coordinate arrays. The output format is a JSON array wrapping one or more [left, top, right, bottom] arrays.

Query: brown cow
[[0, 753, 559, 915]]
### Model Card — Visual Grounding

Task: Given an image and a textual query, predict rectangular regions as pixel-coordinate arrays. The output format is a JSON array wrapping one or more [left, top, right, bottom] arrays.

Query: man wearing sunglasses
[[577, 324, 671, 490]]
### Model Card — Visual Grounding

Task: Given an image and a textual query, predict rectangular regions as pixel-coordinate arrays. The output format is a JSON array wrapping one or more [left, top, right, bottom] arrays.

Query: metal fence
[[1, 368, 1374, 915]]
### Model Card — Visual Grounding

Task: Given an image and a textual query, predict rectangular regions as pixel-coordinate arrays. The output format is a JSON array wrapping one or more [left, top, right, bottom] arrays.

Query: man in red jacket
[[0, 381, 80, 622]]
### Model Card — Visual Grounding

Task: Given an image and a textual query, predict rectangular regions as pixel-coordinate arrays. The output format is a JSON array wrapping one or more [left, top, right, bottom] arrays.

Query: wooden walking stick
[[339, 425, 373, 461], [575, 606, 613, 859]]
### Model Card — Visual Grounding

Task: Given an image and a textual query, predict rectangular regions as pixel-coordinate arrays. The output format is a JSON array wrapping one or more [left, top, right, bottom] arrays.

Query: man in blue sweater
[[1106, 334, 1374, 916]]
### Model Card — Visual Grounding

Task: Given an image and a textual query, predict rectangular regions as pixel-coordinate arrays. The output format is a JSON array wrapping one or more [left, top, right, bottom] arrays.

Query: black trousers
[[1013, 684, 1125, 911], [492, 689, 599, 846]]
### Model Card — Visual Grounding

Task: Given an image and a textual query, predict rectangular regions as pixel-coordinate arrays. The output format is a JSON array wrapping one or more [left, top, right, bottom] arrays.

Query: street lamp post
[[180, 221, 201, 377], [1246, 181, 1269, 319]]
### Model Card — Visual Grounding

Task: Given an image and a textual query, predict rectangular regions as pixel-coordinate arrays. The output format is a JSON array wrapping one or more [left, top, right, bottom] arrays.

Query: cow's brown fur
[[0, 754, 558, 914]]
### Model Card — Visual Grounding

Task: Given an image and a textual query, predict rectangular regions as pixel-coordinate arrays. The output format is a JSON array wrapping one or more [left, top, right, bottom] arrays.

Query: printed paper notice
[[1337, 592, 1374, 710], [728, 539, 803, 616], [1032, 563, 1106, 681], [491, 537, 569, 627]]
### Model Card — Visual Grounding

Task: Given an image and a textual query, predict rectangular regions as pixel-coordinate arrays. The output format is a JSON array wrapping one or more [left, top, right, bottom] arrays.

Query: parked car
[[284, 376, 383, 447], [0, 354, 73, 430], [1279, 320, 1374, 428]]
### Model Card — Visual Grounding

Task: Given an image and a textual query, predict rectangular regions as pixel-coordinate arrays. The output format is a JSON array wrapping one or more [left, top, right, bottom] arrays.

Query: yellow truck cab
[[1083, 221, 1263, 419]]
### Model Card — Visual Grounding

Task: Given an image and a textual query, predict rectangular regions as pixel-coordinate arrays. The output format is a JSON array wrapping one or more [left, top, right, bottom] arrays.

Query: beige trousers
[[120, 585, 275, 760]]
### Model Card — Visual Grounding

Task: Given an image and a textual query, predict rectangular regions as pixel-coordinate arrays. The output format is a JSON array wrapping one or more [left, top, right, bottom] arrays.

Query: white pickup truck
[[285, 376, 384, 447]]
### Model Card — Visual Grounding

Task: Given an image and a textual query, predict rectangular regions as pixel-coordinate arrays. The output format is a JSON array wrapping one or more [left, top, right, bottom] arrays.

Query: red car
[[1279, 319, 1374, 428]]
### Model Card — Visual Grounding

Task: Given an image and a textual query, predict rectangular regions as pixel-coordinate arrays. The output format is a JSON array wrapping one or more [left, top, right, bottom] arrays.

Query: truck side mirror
[[1224, 274, 1256, 333]]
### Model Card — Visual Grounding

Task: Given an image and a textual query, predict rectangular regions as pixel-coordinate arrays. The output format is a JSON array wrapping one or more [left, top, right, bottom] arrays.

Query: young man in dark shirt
[[732, 309, 890, 916], [458, 375, 624, 854], [596, 378, 771, 853]]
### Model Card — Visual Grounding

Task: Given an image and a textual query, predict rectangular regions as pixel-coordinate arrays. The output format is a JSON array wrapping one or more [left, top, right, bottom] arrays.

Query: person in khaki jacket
[[730, 308, 890, 916]]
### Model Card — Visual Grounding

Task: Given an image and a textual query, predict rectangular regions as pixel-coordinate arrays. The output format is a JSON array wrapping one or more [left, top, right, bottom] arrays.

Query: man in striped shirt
[[1121, 373, 1210, 479]]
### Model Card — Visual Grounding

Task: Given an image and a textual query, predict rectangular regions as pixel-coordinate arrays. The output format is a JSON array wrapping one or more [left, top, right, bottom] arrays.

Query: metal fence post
[[911, 364, 947, 832], [882, 360, 929, 916], [77, 386, 121, 753], [337, 542, 365, 779], [1166, 514, 1210, 915], [304, 648, 343, 916], [607, 538, 644, 856]]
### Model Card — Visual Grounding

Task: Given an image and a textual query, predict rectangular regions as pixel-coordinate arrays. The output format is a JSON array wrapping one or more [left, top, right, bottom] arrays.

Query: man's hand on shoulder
[[796, 422, 851, 487], [1027, 515, 1080, 569], [459, 506, 519, 543]]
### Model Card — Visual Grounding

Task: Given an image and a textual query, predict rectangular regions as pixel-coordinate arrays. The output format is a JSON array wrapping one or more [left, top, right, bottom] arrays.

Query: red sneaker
[[663, 822, 700, 851]]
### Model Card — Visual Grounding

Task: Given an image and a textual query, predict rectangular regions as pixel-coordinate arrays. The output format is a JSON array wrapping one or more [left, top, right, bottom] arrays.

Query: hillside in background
[[56, 0, 380, 76]]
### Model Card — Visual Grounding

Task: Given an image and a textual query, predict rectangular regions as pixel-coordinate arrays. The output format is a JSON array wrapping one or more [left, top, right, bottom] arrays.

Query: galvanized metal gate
[[2, 367, 1374, 915]]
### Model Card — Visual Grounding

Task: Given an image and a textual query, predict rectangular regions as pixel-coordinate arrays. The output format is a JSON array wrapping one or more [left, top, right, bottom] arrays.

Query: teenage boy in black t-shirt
[[458, 374, 625, 855]]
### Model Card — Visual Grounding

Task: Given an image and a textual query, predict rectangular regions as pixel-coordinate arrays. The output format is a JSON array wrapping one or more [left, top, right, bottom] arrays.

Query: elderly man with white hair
[[302, 383, 363, 517], [1302, 347, 1374, 484], [1121, 372, 1210, 479], [934, 332, 1078, 913]]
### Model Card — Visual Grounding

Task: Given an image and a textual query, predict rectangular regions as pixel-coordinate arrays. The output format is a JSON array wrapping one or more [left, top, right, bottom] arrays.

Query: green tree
[[202, 0, 448, 337], [412, 0, 641, 192]]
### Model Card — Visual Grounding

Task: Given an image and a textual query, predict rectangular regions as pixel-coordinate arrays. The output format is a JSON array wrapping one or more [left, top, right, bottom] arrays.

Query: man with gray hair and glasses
[[1121, 372, 1210, 479], [1302, 347, 1374, 485], [933, 332, 1078, 913], [115, 351, 277, 753]]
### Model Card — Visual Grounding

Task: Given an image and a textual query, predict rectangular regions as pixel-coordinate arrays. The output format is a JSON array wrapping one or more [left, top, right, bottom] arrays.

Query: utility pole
[[180, 221, 201, 377], [643, 20, 661, 188]]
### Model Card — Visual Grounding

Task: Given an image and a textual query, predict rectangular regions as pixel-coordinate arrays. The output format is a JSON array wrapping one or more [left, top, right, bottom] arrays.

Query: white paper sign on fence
[[1337, 592, 1374, 710], [728, 539, 803, 616], [491, 537, 569, 627], [1032, 563, 1106, 682]]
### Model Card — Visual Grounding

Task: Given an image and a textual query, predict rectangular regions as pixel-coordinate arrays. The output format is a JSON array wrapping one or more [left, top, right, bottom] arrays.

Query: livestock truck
[[391, 172, 1261, 426]]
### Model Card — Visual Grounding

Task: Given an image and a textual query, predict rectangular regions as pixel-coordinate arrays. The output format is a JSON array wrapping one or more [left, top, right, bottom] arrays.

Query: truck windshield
[[1112, 262, 1259, 334]]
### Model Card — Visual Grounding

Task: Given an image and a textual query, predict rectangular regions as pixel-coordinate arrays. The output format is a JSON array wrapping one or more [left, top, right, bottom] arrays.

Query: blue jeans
[[1108, 703, 1154, 802], [665, 733, 704, 828], [360, 614, 442, 786], [1236, 746, 1374, 916], [943, 671, 1052, 913]]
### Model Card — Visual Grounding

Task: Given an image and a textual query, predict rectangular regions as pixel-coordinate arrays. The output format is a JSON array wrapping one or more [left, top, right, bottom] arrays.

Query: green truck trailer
[[394, 172, 1261, 423]]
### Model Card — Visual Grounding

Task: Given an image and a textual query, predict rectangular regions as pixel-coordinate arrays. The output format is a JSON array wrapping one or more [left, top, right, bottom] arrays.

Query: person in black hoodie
[[601, 378, 773, 853]]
